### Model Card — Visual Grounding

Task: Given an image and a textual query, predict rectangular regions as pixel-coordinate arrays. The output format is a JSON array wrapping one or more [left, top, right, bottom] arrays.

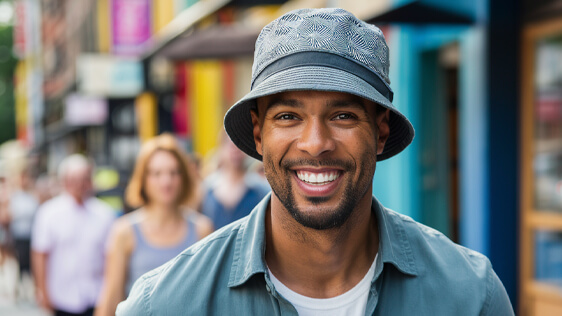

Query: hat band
[[251, 51, 393, 102]]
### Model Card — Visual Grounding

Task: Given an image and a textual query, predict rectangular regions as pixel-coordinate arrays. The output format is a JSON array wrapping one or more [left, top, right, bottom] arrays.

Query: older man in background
[[32, 155, 114, 316]]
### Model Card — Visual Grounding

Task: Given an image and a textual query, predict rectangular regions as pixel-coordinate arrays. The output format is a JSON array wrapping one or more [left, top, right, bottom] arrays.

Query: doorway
[[419, 42, 460, 242]]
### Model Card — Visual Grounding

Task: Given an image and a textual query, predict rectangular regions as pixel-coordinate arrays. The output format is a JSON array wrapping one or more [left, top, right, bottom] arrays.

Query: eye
[[334, 113, 356, 120], [275, 113, 299, 120]]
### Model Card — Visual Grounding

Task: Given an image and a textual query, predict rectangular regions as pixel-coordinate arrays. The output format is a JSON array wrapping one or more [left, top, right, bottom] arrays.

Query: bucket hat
[[224, 8, 414, 161]]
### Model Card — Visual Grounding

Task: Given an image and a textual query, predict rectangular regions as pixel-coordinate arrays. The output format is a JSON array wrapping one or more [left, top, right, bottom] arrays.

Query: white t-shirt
[[268, 254, 377, 316]]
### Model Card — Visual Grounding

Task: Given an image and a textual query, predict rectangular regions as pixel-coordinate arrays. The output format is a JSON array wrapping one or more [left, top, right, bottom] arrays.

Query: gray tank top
[[126, 216, 198, 294]]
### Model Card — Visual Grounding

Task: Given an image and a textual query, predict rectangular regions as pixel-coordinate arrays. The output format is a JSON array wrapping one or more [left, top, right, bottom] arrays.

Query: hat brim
[[224, 66, 414, 161]]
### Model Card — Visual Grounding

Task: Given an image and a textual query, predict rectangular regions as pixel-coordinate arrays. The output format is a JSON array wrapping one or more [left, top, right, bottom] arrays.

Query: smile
[[296, 170, 340, 185]]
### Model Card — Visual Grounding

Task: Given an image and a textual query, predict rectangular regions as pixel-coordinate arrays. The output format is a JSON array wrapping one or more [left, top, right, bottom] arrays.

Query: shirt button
[[266, 284, 271, 292]]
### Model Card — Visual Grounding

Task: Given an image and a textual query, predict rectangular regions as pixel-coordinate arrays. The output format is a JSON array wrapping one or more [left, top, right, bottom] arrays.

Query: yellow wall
[[190, 60, 223, 157], [152, 0, 175, 33], [14, 61, 28, 143], [135, 92, 158, 142], [97, 0, 112, 53]]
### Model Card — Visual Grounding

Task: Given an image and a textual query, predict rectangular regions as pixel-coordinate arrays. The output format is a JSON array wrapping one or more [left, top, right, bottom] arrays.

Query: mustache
[[280, 158, 354, 171]]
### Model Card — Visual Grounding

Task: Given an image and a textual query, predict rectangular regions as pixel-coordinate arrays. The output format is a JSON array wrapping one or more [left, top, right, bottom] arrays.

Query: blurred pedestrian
[[201, 134, 269, 230], [8, 167, 39, 281], [0, 164, 11, 248], [0, 164, 19, 305], [31, 154, 114, 316], [118, 8, 513, 315], [95, 134, 213, 316]]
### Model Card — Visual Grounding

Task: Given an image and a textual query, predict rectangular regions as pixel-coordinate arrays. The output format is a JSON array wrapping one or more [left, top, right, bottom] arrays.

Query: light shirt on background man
[[32, 193, 114, 313], [9, 190, 39, 239]]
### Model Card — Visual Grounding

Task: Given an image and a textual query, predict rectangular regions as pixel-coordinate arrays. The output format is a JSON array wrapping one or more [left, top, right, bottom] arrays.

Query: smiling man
[[117, 8, 513, 315]]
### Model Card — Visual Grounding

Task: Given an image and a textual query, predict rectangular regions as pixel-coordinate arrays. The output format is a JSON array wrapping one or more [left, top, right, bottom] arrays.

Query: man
[[118, 8, 513, 315], [32, 155, 114, 316], [202, 135, 270, 230]]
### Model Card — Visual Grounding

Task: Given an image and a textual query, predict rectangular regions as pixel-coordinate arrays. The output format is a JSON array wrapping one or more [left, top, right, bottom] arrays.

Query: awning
[[143, 0, 233, 59], [367, 1, 473, 25], [143, 0, 289, 60], [157, 24, 261, 60]]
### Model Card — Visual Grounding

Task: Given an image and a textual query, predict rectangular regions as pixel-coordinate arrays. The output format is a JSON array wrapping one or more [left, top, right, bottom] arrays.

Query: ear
[[376, 109, 390, 155], [250, 109, 264, 156]]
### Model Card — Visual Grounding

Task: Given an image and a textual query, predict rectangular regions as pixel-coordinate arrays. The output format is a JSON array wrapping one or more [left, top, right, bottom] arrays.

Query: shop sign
[[77, 54, 144, 97], [112, 0, 152, 56], [64, 93, 108, 126]]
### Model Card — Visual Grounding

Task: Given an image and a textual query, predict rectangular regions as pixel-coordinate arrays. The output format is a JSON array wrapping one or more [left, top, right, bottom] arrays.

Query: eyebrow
[[265, 97, 368, 113], [265, 98, 303, 112], [326, 99, 368, 113]]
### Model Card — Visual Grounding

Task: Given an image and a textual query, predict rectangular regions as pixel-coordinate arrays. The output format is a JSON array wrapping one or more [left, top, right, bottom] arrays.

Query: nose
[[296, 118, 336, 157]]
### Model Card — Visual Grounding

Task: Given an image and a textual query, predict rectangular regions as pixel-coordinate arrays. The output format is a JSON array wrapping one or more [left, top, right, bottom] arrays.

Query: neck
[[66, 191, 85, 205], [265, 191, 378, 298], [143, 203, 182, 226]]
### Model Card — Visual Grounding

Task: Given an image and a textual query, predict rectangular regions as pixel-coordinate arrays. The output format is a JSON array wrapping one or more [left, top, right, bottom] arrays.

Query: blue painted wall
[[373, 0, 518, 306]]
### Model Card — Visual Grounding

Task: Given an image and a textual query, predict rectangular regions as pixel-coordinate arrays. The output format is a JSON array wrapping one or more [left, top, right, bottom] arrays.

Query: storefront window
[[534, 35, 562, 212], [535, 230, 562, 287]]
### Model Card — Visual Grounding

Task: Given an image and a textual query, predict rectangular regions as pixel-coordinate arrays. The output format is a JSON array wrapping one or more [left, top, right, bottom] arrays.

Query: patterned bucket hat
[[224, 8, 414, 161]]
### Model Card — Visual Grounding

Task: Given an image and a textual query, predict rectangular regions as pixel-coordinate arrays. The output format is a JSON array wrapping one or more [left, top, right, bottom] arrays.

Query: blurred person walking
[[95, 134, 213, 316], [201, 134, 269, 230], [0, 164, 20, 306], [31, 155, 115, 316], [9, 168, 39, 283]]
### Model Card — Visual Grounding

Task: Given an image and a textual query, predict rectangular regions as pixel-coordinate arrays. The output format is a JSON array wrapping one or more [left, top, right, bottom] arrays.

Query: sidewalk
[[0, 254, 49, 316], [0, 305, 50, 316]]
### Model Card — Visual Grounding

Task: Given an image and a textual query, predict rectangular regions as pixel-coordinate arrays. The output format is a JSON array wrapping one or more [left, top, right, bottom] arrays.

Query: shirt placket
[[264, 274, 299, 316], [365, 252, 385, 315], [75, 205, 93, 308]]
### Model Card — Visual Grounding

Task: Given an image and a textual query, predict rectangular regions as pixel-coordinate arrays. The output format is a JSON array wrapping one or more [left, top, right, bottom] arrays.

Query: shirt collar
[[227, 194, 418, 288], [61, 192, 90, 210], [228, 193, 270, 287], [371, 196, 418, 276]]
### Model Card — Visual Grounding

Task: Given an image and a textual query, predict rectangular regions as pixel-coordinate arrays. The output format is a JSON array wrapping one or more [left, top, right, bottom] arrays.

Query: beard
[[263, 151, 377, 230]]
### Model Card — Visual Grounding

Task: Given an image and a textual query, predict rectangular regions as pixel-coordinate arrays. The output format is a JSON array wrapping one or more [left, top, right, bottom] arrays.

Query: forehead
[[256, 90, 375, 113], [147, 150, 180, 168]]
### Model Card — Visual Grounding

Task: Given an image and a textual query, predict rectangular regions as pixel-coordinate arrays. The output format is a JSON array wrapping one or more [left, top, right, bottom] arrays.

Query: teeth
[[309, 173, 317, 183], [296, 171, 340, 185]]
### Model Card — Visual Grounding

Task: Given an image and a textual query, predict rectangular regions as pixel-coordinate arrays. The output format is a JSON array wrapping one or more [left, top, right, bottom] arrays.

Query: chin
[[288, 200, 355, 230]]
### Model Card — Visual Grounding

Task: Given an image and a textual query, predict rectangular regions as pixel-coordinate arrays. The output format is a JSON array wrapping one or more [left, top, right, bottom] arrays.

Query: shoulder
[[85, 198, 116, 227], [117, 218, 246, 315], [88, 197, 115, 215], [35, 195, 66, 221], [38, 195, 65, 211], [381, 207, 512, 313], [107, 211, 141, 252], [384, 207, 491, 277], [186, 210, 214, 238]]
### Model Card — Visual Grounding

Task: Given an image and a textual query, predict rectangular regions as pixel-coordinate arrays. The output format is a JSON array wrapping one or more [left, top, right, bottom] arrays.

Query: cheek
[[334, 127, 377, 153], [144, 178, 156, 195], [172, 177, 183, 192], [261, 126, 299, 156]]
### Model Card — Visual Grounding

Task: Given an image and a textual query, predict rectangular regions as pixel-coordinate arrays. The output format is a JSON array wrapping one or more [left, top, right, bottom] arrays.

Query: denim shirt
[[117, 194, 514, 315]]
